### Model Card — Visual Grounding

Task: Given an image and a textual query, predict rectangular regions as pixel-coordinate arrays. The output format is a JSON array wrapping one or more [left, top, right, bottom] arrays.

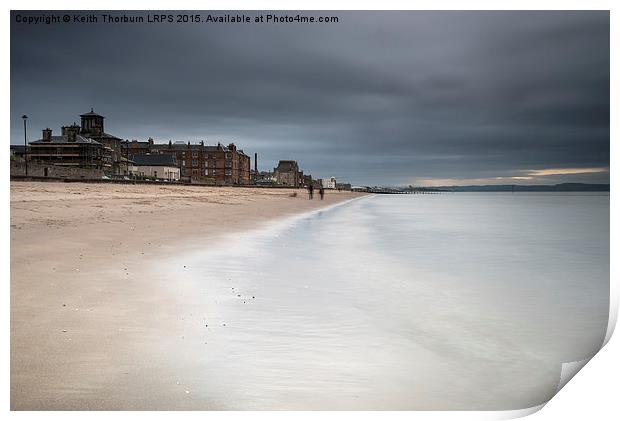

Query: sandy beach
[[10, 181, 362, 410]]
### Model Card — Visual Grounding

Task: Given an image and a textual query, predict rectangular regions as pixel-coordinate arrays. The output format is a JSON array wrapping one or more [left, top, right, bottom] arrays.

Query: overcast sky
[[11, 11, 609, 186]]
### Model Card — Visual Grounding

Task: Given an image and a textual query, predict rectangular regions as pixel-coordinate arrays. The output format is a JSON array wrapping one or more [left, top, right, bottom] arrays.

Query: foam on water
[[158, 192, 609, 410]]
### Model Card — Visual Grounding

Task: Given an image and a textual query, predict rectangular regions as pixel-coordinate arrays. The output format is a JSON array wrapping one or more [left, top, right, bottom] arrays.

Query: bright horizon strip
[[415, 167, 610, 186], [525, 167, 609, 176]]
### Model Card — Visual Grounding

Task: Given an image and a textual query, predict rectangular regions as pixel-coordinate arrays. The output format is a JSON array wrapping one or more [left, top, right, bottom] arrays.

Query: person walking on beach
[[308, 184, 314, 199], [319, 186, 325, 200]]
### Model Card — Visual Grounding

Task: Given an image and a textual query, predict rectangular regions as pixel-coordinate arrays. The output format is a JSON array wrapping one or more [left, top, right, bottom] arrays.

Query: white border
[[3, 1, 616, 420]]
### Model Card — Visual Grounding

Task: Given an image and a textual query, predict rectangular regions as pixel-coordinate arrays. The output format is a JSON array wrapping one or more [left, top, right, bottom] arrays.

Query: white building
[[130, 154, 180, 181], [321, 176, 337, 189]]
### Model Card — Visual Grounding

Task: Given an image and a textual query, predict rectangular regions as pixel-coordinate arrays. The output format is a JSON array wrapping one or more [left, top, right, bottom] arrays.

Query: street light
[[21, 115, 28, 176]]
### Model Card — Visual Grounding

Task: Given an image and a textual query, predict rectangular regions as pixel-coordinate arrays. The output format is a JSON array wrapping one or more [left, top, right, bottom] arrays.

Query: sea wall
[[10, 160, 104, 180]]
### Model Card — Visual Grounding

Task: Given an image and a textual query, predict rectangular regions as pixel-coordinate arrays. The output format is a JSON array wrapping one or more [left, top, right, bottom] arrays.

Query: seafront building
[[273, 160, 304, 187], [18, 108, 252, 185], [16, 108, 349, 187], [123, 140, 251, 185], [29, 126, 108, 170], [320, 176, 337, 189], [129, 154, 180, 181], [78, 109, 125, 174], [154, 141, 250, 185], [28, 109, 124, 174]]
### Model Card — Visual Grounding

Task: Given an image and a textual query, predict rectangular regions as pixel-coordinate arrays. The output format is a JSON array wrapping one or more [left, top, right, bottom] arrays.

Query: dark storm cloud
[[10, 11, 609, 185]]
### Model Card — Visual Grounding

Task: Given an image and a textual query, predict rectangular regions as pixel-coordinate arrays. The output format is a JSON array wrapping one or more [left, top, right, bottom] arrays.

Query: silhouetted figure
[[308, 184, 314, 199], [319, 186, 325, 200]]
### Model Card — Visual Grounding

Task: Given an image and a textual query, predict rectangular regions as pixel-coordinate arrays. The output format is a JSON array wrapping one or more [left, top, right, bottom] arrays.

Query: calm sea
[[162, 192, 609, 410]]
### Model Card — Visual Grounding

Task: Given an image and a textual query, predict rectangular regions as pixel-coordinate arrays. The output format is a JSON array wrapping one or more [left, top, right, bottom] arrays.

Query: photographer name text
[[14, 13, 340, 25]]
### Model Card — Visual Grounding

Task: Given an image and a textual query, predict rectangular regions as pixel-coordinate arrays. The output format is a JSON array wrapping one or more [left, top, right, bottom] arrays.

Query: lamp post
[[21, 115, 28, 176], [125, 139, 130, 178]]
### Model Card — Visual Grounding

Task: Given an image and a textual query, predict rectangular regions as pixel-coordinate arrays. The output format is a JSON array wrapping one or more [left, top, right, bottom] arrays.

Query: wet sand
[[10, 181, 362, 410]]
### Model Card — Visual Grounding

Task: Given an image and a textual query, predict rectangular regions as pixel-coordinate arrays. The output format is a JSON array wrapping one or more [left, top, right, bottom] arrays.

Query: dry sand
[[10, 181, 363, 410]]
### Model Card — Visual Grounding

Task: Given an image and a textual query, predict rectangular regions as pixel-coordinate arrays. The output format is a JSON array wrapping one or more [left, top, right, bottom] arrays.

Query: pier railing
[[352, 187, 451, 194]]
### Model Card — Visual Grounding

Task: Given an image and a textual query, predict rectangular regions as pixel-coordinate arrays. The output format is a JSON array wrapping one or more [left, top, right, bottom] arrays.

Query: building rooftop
[[80, 108, 104, 118], [130, 154, 178, 167], [30, 135, 102, 145], [89, 132, 122, 141], [275, 160, 299, 172], [151, 142, 233, 152], [124, 141, 151, 149]]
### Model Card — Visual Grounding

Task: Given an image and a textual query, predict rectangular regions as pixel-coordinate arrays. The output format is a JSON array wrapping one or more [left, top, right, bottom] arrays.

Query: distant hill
[[437, 183, 610, 192]]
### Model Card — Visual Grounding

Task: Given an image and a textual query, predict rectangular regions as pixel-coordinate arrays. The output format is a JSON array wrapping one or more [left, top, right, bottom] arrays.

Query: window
[[192, 159, 198, 167], [204, 161, 209, 168], [192, 151, 198, 158], [225, 169, 232, 176], [182, 160, 186, 166], [225, 160, 232, 168]]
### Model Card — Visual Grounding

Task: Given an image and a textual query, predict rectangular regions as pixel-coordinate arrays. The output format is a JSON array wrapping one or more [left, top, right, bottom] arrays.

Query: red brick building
[[123, 140, 251, 185]]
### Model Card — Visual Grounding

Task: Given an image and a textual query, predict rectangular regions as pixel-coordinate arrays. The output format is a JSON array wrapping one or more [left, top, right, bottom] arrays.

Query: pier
[[353, 187, 451, 194]]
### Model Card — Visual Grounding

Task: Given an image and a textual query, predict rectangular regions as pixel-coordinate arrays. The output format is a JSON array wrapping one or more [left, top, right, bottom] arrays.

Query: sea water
[[162, 193, 609, 410]]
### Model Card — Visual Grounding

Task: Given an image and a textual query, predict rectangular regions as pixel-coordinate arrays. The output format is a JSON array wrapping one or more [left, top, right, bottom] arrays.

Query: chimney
[[65, 124, 79, 142], [254, 152, 258, 173], [228, 143, 236, 152], [42, 128, 52, 142], [148, 137, 154, 146]]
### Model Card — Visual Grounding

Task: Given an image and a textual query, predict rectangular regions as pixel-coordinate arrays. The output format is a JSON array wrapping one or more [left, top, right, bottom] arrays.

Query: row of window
[[181, 152, 233, 159], [181, 160, 234, 168], [188, 169, 233, 176]]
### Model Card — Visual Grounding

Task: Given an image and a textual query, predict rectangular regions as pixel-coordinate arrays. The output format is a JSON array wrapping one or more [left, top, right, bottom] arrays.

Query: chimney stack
[[42, 128, 52, 142], [254, 152, 258, 173], [65, 124, 79, 142]]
